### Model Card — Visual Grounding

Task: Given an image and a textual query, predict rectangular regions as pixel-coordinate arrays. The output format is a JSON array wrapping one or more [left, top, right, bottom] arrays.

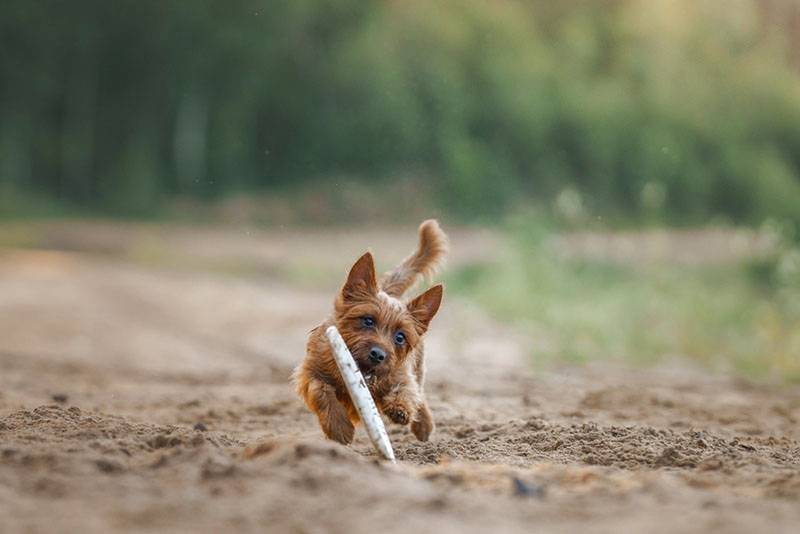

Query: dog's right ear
[[341, 252, 377, 301]]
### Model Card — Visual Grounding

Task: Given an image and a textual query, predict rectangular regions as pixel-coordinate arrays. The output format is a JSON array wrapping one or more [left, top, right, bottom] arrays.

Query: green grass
[[447, 227, 800, 382]]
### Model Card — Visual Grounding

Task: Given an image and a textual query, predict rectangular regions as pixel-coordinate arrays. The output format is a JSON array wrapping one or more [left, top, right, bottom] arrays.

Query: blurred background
[[1, 0, 799, 380]]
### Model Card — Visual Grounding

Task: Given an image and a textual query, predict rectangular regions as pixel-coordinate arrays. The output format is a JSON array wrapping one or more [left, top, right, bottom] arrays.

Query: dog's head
[[334, 252, 443, 381]]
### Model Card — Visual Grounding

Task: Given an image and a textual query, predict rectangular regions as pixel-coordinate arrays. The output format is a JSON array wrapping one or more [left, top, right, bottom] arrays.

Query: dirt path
[[0, 225, 798, 533]]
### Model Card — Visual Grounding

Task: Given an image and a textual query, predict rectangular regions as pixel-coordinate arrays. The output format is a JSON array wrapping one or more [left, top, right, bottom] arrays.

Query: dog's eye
[[394, 331, 406, 346], [361, 316, 376, 328]]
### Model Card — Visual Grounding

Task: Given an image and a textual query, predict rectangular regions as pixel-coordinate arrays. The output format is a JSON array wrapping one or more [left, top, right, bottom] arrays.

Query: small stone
[[193, 422, 208, 432], [512, 476, 545, 498], [51, 393, 68, 404]]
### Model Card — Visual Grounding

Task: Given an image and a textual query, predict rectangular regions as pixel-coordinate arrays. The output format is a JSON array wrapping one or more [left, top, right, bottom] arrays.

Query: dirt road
[[0, 224, 798, 533]]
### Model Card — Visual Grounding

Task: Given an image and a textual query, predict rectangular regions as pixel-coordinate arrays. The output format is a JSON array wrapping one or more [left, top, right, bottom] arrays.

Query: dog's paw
[[411, 419, 433, 441], [324, 413, 355, 445], [385, 406, 410, 425], [411, 406, 434, 441], [328, 421, 355, 445]]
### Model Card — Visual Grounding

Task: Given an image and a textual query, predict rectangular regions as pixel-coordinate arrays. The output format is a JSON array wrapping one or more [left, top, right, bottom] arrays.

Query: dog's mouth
[[357, 361, 378, 383], [357, 363, 373, 380]]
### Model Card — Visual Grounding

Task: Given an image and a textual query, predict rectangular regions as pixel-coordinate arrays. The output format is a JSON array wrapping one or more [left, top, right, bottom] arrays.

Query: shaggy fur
[[294, 220, 448, 444]]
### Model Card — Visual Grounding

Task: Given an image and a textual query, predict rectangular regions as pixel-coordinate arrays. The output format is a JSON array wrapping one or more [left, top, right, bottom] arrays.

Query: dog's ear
[[341, 252, 378, 301], [408, 284, 443, 333]]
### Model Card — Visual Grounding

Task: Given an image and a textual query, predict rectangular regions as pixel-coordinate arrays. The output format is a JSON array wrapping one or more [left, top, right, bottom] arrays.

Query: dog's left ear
[[409, 284, 443, 333]]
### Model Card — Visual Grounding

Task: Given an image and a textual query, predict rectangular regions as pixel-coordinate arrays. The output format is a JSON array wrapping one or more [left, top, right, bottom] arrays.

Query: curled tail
[[380, 219, 448, 297]]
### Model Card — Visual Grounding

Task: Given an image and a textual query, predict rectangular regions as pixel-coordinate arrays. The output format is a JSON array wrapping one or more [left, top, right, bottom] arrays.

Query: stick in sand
[[325, 325, 396, 463]]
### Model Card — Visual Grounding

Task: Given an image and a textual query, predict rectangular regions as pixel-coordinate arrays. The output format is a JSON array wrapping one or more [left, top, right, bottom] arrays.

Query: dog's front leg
[[380, 372, 421, 427], [382, 375, 434, 441], [304, 378, 355, 444]]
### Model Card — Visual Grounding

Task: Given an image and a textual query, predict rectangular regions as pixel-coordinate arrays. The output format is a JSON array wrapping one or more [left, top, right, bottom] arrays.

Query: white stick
[[325, 325, 396, 463]]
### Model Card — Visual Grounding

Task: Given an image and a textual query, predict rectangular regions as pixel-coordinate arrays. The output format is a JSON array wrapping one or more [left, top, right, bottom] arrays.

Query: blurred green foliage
[[447, 220, 800, 381], [2, 0, 800, 226]]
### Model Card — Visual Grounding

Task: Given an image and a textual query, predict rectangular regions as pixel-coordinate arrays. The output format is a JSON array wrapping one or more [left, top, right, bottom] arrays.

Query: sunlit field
[[449, 220, 800, 381]]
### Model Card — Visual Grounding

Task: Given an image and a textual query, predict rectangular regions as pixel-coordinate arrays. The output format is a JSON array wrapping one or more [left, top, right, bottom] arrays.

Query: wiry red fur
[[294, 220, 447, 444]]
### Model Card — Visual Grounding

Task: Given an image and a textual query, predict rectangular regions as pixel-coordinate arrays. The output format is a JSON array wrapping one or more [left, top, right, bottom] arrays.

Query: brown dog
[[294, 220, 448, 444]]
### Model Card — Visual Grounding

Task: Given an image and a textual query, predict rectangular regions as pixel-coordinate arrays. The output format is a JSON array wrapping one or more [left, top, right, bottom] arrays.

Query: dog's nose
[[368, 346, 386, 364]]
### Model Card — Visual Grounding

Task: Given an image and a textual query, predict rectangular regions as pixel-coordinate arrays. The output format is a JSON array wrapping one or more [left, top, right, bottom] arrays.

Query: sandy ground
[[0, 223, 798, 533]]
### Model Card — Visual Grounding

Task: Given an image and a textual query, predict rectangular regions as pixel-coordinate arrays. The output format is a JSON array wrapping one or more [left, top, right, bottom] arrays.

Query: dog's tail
[[380, 219, 448, 297]]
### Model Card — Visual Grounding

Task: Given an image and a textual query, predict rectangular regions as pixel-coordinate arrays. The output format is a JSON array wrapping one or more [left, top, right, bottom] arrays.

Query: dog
[[294, 219, 448, 444]]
